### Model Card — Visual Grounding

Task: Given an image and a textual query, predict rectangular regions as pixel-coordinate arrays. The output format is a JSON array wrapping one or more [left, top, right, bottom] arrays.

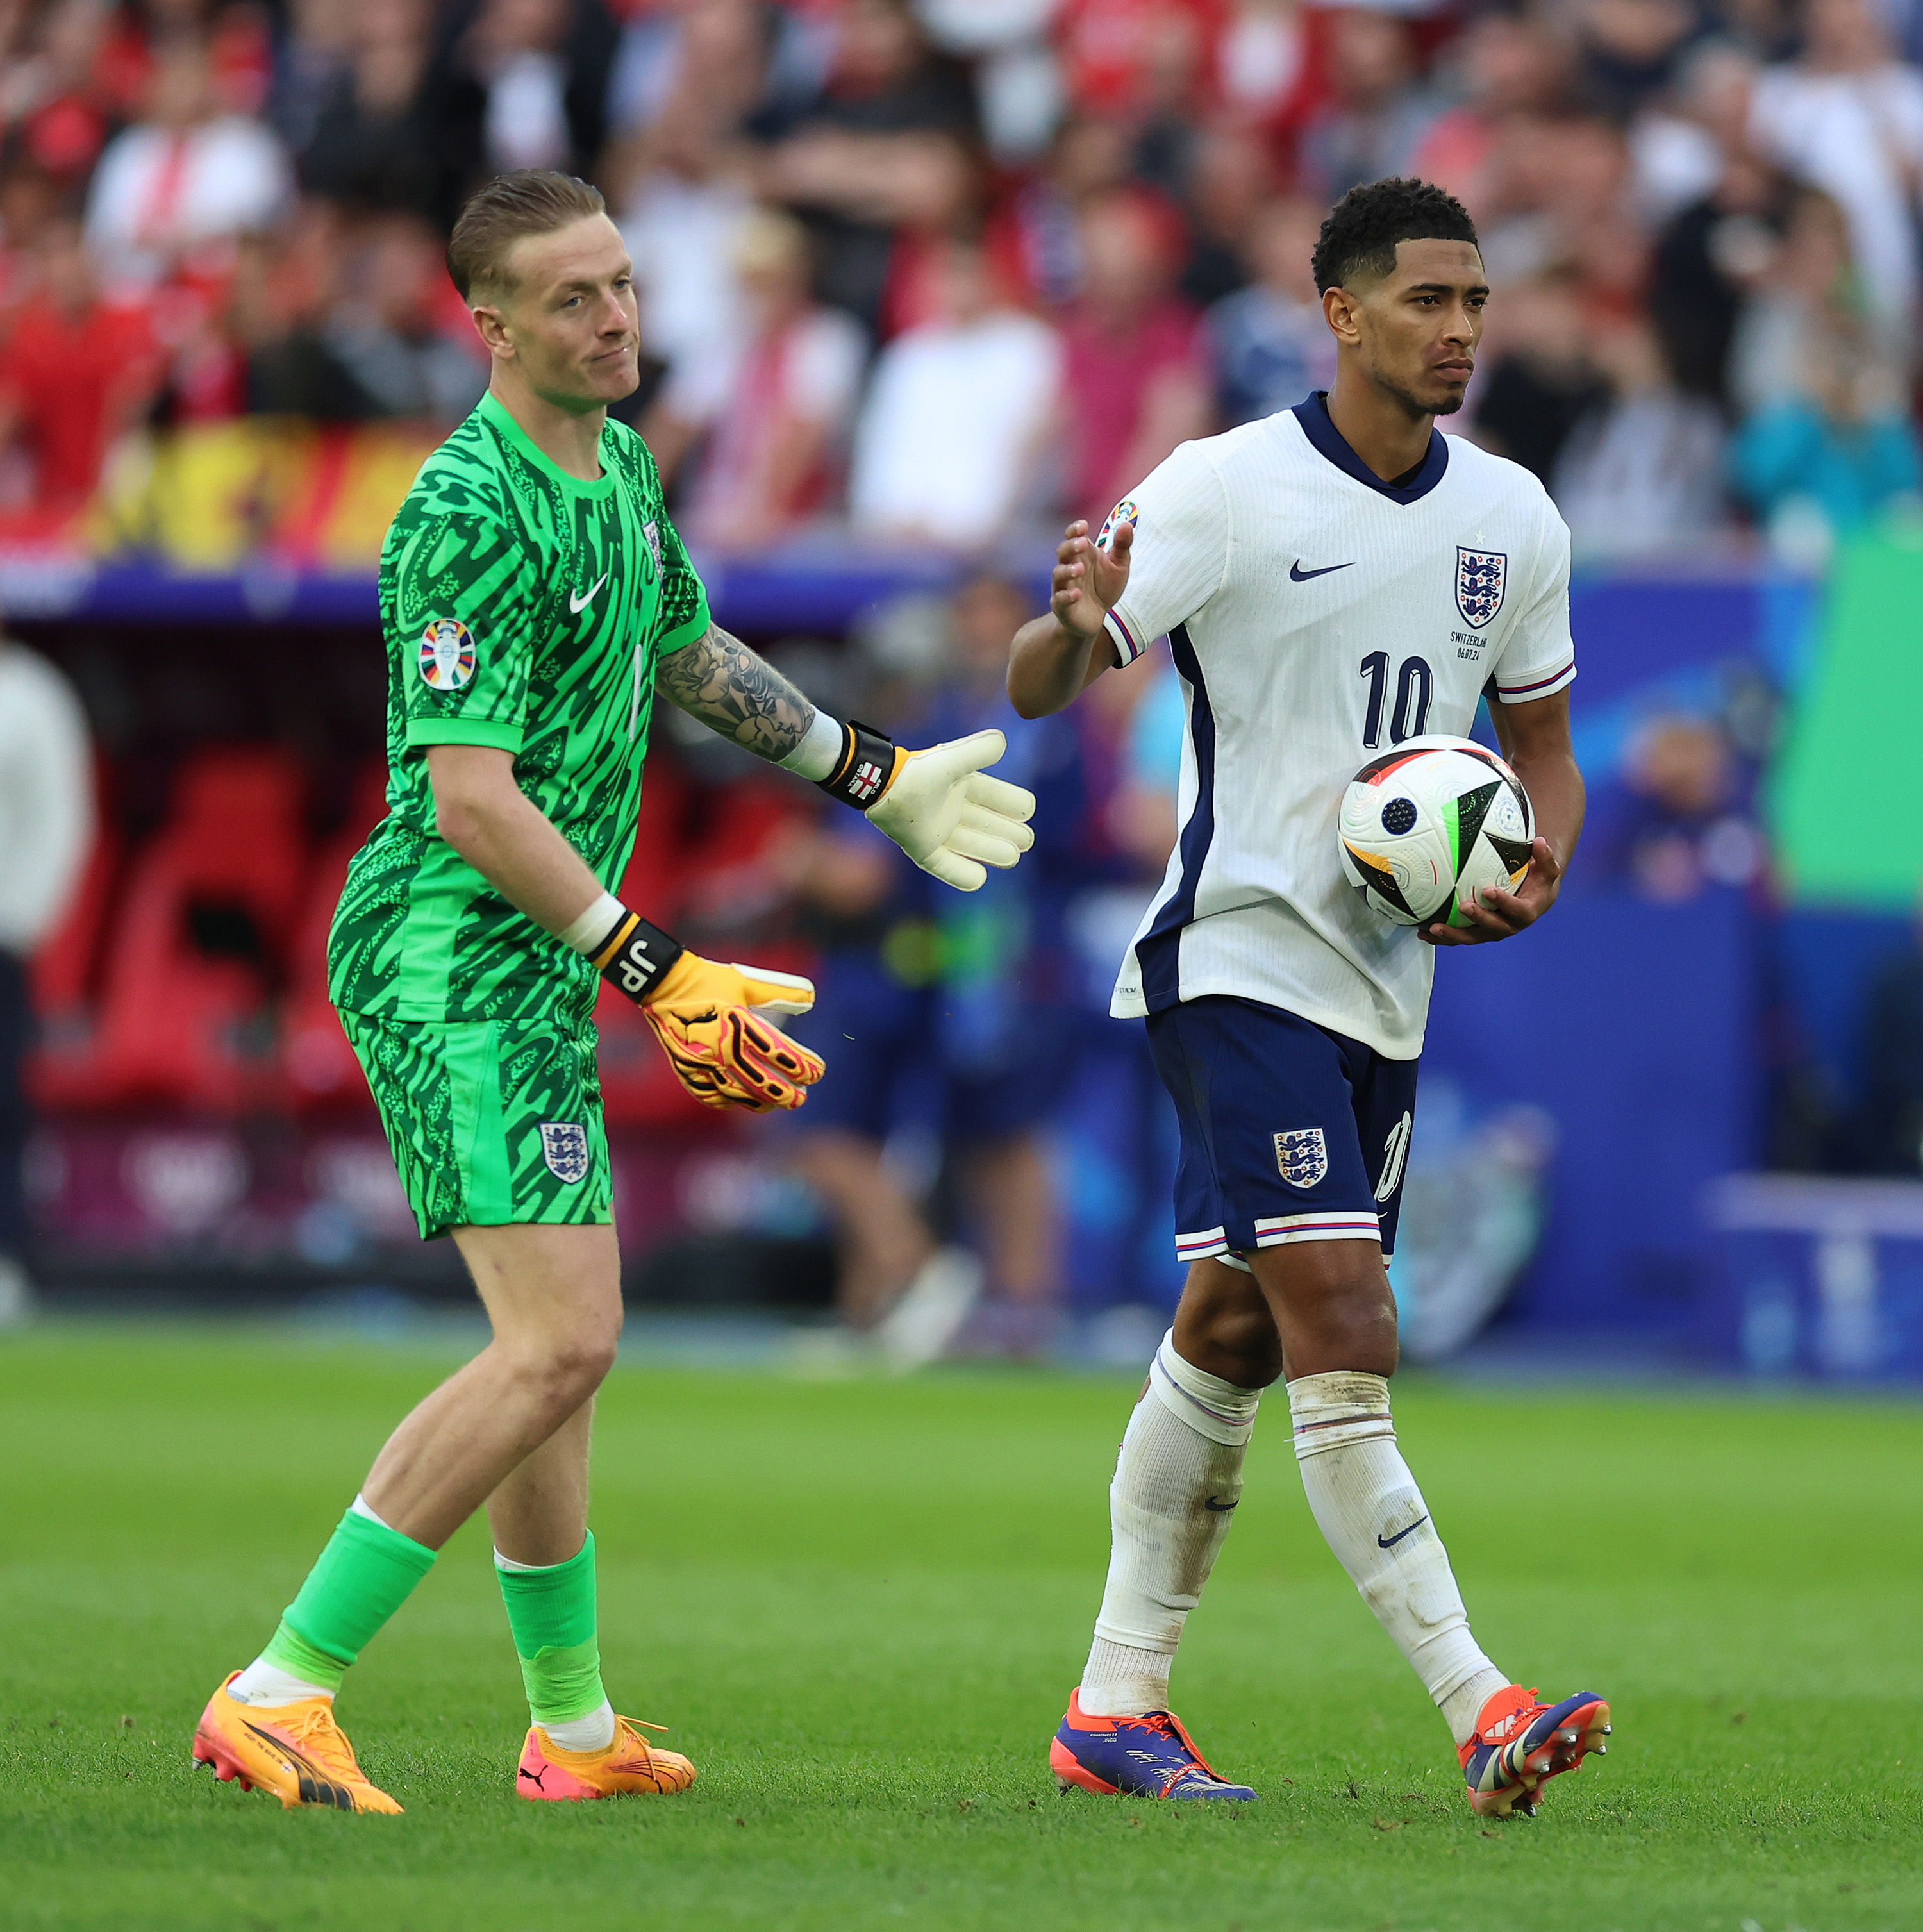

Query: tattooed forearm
[[655, 622, 817, 761]]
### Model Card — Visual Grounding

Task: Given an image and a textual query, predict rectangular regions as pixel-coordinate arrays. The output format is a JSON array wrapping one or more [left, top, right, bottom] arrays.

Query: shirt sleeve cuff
[[1494, 660, 1576, 704], [1103, 608, 1149, 667], [404, 715, 526, 752], [657, 591, 712, 656]]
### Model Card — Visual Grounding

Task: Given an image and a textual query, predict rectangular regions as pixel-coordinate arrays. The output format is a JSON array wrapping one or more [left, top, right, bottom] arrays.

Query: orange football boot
[[192, 1672, 403, 1813], [515, 1715, 697, 1801]]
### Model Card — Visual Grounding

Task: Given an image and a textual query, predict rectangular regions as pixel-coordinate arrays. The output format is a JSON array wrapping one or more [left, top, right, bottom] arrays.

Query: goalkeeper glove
[[816, 722, 1036, 892], [572, 901, 824, 1113]]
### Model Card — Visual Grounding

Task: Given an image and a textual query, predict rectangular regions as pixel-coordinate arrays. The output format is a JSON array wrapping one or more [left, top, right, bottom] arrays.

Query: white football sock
[[540, 1699, 617, 1753], [226, 1660, 335, 1706], [1288, 1371, 1508, 1745], [1080, 1331, 1263, 1718]]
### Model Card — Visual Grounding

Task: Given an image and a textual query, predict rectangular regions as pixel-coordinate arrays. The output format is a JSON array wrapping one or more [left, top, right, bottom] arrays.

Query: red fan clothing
[[1060, 297, 1206, 520], [0, 295, 160, 512]]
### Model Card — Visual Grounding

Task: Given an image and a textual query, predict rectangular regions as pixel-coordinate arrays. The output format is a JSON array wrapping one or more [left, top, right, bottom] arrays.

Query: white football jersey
[[1104, 393, 1576, 1058]]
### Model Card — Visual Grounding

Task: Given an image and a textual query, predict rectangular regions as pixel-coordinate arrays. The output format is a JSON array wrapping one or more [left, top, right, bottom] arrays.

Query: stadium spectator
[[322, 214, 488, 423], [432, 0, 620, 204], [1467, 268, 1610, 485], [1629, 42, 1761, 232], [608, 0, 769, 147], [0, 218, 160, 526], [1206, 194, 1335, 427], [1056, 187, 1210, 521], [1000, 113, 1135, 308], [664, 207, 866, 545], [0, 628, 94, 1326], [1730, 333, 1922, 545], [848, 235, 1061, 546], [1, 0, 119, 189], [754, 0, 981, 327], [1176, 122, 1276, 308], [617, 92, 756, 434], [1054, 0, 1219, 128], [1747, 0, 1923, 347], [1297, 10, 1441, 206], [83, 34, 292, 296], [1549, 317, 1730, 556], [1410, 12, 1570, 213], [1213, 0, 1313, 133], [913, 0, 1063, 164], [1645, 55, 1786, 404], [292, 0, 442, 221], [1570, 0, 1707, 121], [1728, 186, 1922, 543]]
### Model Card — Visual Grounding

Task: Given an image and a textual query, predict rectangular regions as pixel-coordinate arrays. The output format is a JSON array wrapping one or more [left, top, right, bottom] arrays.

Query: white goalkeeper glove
[[817, 722, 1036, 892]]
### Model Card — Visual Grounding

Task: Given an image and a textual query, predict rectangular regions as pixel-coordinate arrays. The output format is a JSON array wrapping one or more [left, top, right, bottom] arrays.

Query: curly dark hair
[[1311, 178, 1479, 295]]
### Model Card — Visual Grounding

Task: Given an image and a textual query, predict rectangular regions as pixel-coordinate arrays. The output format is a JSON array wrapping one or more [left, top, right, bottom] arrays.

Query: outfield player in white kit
[[1008, 178, 1609, 1817]]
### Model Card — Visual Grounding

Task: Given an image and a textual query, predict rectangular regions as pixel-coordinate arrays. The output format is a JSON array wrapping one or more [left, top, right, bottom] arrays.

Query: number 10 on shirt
[[1359, 651, 1433, 749]]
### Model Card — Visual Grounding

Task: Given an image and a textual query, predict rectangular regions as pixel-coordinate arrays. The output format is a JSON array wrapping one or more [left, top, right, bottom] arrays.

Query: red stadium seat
[[38, 747, 308, 1112]]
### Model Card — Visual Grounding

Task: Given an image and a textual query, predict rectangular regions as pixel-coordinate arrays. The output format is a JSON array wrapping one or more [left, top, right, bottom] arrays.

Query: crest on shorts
[[1097, 498, 1139, 552], [538, 1122, 590, 1185], [419, 617, 476, 690], [1455, 547, 1507, 629], [1273, 1127, 1329, 1190]]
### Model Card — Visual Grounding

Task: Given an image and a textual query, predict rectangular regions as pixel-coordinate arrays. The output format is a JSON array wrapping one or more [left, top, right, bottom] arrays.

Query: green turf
[[2, 1325, 1919, 1931]]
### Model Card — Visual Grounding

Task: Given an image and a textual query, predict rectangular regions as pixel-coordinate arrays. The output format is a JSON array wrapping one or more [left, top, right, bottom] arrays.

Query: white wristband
[[558, 890, 625, 954], [776, 708, 846, 783]]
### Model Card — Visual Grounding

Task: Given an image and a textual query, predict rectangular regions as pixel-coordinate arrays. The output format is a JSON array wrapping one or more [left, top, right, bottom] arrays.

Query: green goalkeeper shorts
[[338, 1006, 614, 1240]]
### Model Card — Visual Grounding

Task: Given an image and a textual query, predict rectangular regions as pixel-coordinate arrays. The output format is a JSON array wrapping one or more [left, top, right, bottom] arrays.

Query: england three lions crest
[[1274, 1128, 1329, 1190], [1455, 547, 1507, 629], [539, 1122, 590, 1184]]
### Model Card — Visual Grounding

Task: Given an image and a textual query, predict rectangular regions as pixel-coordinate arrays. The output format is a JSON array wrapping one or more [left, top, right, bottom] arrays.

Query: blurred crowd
[[4, 0, 1923, 557]]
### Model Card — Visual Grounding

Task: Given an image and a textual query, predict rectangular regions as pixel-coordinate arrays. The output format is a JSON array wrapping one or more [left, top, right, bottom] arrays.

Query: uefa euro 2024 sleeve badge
[[1097, 498, 1139, 551], [419, 617, 476, 690], [539, 1122, 590, 1184], [1273, 1128, 1329, 1190], [1455, 548, 1507, 629]]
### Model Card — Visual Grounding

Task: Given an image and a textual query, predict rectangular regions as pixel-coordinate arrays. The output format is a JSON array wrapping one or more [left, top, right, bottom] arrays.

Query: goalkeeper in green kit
[[190, 169, 1036, 1814]]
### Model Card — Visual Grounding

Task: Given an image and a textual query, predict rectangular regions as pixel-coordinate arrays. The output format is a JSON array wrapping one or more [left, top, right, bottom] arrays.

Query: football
[[1338, 733, 1536, 927]]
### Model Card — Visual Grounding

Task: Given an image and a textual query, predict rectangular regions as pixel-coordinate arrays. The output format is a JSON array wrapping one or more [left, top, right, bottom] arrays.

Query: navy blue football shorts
[[1145, 995, 1419, 1269]]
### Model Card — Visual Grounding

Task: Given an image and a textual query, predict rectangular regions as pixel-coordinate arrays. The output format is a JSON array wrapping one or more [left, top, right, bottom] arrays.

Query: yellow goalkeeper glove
[[579, 905, 825, 1113], [816, 722, 1036, 892]]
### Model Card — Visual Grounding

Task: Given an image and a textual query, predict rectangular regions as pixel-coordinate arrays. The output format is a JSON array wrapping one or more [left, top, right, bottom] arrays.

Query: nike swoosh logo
[[1378, 1515, 1429, 1549], [1290, 560, 1354, 581], [569, 572, 609, 614], [1204, 1495, 1238, 1513]]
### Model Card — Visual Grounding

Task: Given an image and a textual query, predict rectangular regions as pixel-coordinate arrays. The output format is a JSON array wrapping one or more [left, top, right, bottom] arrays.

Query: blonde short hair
[[446, 169, 606, 301]]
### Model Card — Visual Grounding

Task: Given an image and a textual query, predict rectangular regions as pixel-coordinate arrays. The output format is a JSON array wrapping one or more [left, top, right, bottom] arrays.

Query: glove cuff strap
[[818, 721, 901, 810], [588, 907, 686, 1005]]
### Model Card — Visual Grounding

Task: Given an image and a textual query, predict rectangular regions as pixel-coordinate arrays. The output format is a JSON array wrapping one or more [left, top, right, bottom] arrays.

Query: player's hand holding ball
[[1337, 734, 1562, 947]]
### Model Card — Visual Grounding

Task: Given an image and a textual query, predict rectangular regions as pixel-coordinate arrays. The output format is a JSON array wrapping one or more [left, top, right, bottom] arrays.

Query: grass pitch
[[1, 1326, 1919, 1931]]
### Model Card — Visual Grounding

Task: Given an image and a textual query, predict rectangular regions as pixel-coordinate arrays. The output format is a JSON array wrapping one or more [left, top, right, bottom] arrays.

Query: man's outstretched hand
[[1421, 836, 1564, 947], [1051, 517, 1133, 638]]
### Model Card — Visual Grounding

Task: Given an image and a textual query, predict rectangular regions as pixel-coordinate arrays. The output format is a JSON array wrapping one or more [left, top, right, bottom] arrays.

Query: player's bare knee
[[1186, 1301, 1285, 1388]]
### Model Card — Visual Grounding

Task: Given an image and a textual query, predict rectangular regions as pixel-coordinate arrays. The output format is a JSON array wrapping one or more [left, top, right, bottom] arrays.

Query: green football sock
[[260, 1506, 438, 1692], [495, 1533, 607, 1725]]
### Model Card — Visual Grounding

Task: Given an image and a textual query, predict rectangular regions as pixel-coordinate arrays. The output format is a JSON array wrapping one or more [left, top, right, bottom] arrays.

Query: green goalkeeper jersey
[[328, 389, 710, 1024]]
